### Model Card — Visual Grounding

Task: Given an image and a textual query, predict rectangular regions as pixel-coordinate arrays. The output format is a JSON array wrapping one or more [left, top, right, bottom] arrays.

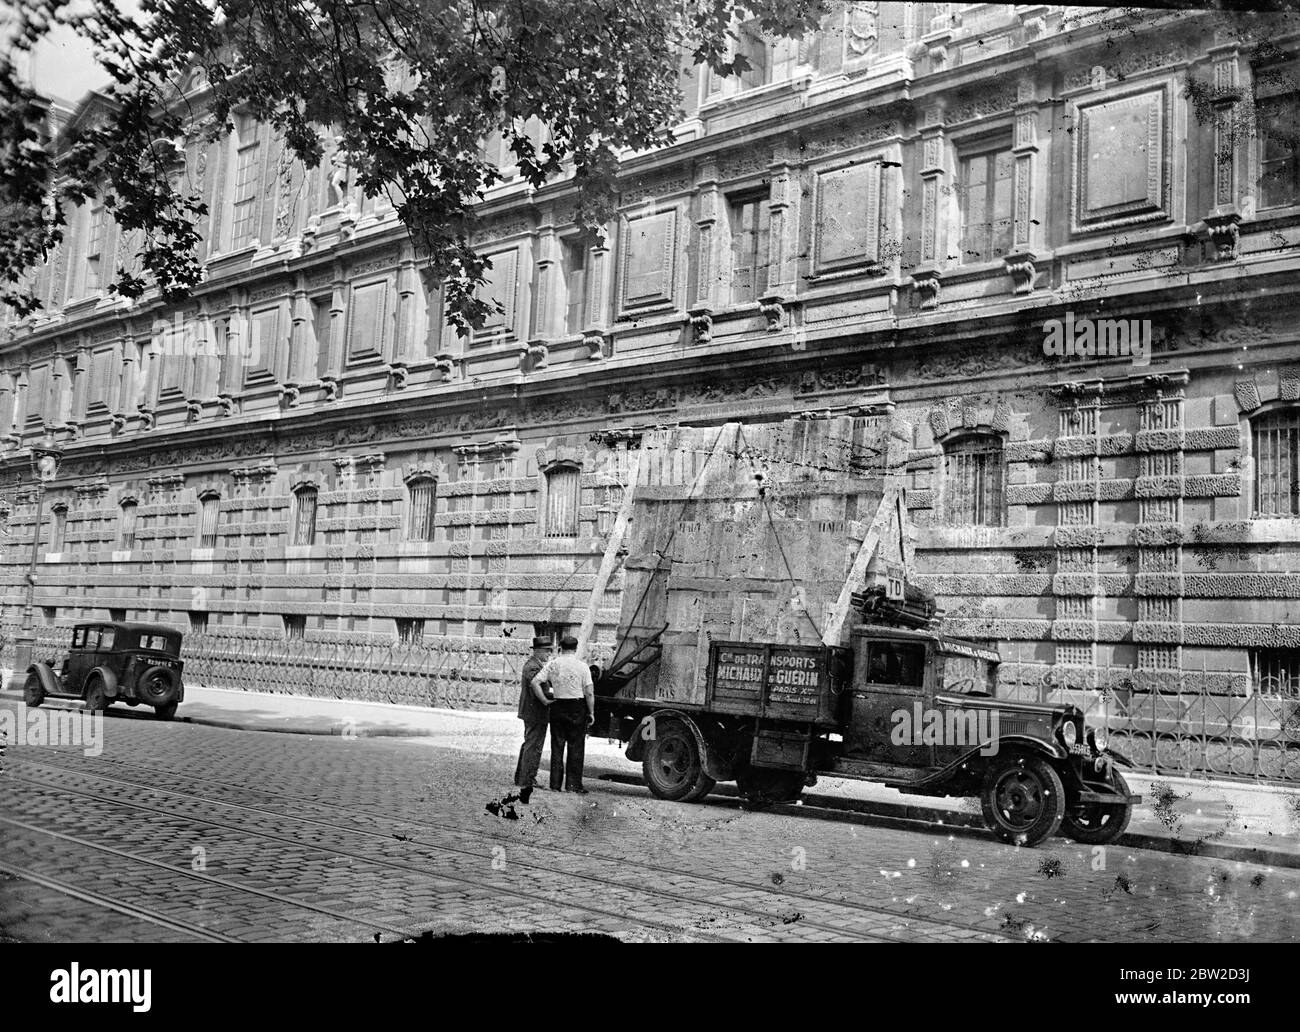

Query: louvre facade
[[3, 4, 1300, 782]]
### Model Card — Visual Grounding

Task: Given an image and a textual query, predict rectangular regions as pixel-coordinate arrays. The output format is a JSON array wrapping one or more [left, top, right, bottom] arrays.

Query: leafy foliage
[[0, 0, 825, 331]]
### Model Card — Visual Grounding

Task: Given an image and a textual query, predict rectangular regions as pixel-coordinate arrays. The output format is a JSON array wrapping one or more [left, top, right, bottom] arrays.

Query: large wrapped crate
[[609, 415, 907, 706]]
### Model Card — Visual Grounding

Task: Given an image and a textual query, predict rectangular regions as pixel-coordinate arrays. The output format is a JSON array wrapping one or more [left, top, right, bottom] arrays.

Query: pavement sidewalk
[[4, 681, 1298, 869]]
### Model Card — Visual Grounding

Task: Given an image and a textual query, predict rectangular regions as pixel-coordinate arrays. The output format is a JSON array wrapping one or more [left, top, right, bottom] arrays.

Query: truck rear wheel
[[643, 718, 715, 802], [1062, 770, 1133, 845], [980, 756, 1065, 847]]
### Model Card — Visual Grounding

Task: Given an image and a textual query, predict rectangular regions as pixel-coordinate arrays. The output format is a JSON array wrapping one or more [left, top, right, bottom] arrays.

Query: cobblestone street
[[2, 713, 1297, 943]]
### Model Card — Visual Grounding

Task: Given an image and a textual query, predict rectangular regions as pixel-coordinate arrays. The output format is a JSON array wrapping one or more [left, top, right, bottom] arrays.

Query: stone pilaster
[[1006, 74, 1041, 293]]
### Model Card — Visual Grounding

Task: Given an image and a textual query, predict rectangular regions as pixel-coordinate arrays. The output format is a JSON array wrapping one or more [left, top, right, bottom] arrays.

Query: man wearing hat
[[514, 635, 553, 803], [530, 634, 595, 794]]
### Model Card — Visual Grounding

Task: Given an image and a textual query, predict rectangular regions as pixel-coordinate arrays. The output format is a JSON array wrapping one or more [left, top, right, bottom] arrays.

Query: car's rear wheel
[[980, 755, 1066, 847], [138, 666, 180, 706], [154, 701, 179, 722], [22, 672, 45, 708], [643, 718, 714, 802], [83, 676, 108, 713], [1062, 770, 1133, 845]]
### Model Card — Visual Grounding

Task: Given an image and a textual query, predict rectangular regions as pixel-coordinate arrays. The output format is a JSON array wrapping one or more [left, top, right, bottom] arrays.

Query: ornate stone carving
[[1204, 208, 1241, 261], [687, 305, 714, 345], [385, 362, 409, 389], [911, 268, 942, 310], [582, 329, 608, 361], [1004, 251, 1038, 294], [846, 2, 879, 57], [758, 294, 787, 331]]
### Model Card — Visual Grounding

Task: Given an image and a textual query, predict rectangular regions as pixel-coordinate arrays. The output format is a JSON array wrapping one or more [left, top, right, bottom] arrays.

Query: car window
[[84, 627, 102, 649], [72, 627, 86, 648], [940, 654, 996, 695], [139, 633, 176, 653], [864, 642, 927, 687], [99, 629, 115, 650]]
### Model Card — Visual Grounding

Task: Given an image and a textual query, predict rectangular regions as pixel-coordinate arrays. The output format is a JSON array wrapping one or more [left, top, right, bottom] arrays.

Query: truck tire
[[643, 718, 714, 802], [154, 701, 179, 722], [23, 672, 45, 708], [137, 666, 180, 706], [1062, 770, 1133, 845], [737, 767, 805, 809], [980, 755, 1065, 847]]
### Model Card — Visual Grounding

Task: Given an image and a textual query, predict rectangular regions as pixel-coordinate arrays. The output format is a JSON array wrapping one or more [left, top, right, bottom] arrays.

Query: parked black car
[[24, 622, 185, 720]]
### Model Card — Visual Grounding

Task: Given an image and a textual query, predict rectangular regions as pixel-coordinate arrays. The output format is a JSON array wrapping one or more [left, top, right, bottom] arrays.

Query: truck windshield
[[940, 654, 996, 695]]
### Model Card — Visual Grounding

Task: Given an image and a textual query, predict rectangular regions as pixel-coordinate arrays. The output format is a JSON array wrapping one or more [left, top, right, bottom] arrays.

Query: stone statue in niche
[[846, 2, 879, 58], [326, 141, 353, 209]]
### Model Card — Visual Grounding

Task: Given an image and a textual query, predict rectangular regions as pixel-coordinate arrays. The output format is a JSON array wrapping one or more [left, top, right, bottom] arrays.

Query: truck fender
[[1103, 746, 1136, 769], [25, 662, 61, 697], [910, 735, 1069, 790], [624, 709, 733, 782], [88, 666, 121, 699]]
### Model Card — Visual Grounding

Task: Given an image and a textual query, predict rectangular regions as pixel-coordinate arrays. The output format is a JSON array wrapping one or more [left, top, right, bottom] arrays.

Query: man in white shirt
[[530, 635, 595, 793]]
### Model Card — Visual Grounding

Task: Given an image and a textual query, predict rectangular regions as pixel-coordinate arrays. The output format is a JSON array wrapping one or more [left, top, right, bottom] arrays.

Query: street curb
[[0, 689, 459, 738], [175, 714, 438, 738], [598, 771, 1300, 871]]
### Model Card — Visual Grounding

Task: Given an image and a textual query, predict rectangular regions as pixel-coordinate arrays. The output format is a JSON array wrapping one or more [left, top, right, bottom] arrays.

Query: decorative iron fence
[[179, 632, 524, 709], [1020, 667, 1300, 783]]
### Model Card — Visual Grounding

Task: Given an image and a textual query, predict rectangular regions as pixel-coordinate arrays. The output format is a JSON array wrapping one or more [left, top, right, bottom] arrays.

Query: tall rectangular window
[[395, 617, 425, 645], [292, 487, 318, 546], [50, 507, 67, 553], [1254, 409, 1300, 516], [283, 614, 306, 640], [958, 147, 1014, 264], [231, 137, 261, 248], [561, 239, 588, 335], [311, 297, 332, 378], [189, 612, 209, 634], [1258, 92, 1300, 209], [119, 501, 137, 550], [730, 195, 771, 304], [407, 478, 437, 541], [198, 494, 220, 548], [85, 204, 105, 292], [944, 435, 1005, 526], [544, 465, 581, 537]]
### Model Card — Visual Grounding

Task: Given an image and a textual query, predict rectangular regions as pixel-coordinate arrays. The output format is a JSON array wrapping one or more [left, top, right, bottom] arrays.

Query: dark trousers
[[548, 699, 588, 790], [514, 716, 548, 788]]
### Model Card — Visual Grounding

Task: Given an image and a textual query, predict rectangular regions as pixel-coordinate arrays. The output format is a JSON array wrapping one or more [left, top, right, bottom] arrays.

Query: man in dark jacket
[[514, 636, 552, 803]]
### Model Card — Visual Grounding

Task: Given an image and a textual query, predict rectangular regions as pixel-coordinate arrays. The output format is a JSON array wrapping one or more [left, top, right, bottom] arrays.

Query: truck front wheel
[[980, 756, 1065, 847], [1062, 770, 1133, 845], [643, 718, 715, 802]]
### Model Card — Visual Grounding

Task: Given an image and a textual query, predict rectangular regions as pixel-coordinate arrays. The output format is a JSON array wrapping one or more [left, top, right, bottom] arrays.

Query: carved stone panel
[[244, 305, 281, 385], [814, 161, 883, 273], [473, 248, 519, 344], [347, 279, 391, 363], [618, 209, 678, 314], [1072, 86, 1171, 232]]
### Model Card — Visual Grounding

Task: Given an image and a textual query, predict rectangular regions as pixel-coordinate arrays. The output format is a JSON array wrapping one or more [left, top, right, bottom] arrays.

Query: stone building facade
[[2, 4, 1299, 780]]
